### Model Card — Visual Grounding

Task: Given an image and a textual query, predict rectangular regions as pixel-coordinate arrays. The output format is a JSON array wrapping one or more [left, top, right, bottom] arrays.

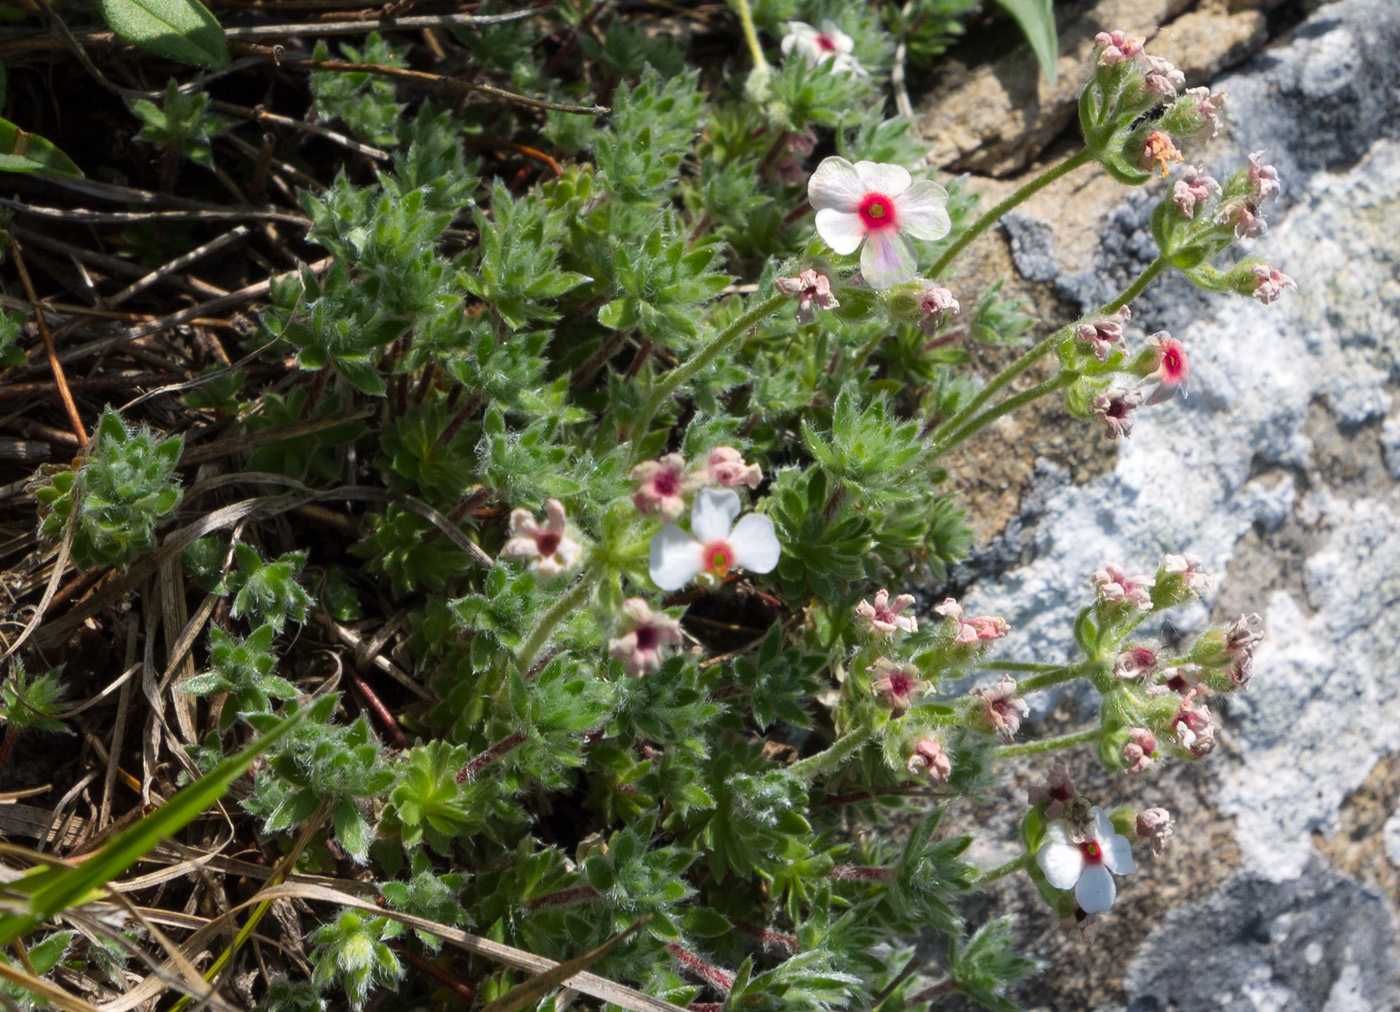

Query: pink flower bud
[[1185, 87, 1226, 137], [705, 446, 762, 489], [870, 658, 926, 713], [854, 589, 918, 637], [1247, 150, 1281, 200], [916, 285, 960, 335], [1028, 761, 1075, 820], [1224, 612, 1264, 688], [1123, 727, 1157, 773], [1092, 387, 1143, 440], [1076, 307, 1129, 363], [1094, 29, 1145, 65], [1136, 807, 1174, 854], [1171, 689, 1219, 756], [1172, 166, 1220, 219], [1141, 131, 1183, 177], [1092, 563, 1155, 611], [935, 597, 1008, 643], [1250, 264, 1296, 304], [906, 737, 951, 786], [775, 268, 840, 323], [973, 674, 1030, 742], [1114, 646, 1159, 681]]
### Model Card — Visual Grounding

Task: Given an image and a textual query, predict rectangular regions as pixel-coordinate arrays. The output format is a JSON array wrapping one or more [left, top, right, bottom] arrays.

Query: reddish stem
[[456, 729, 526, 783], [666, 943, 734, 995]]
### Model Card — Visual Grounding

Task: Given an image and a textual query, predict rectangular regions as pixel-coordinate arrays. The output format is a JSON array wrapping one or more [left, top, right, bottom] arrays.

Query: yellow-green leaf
[[93, 0, 229, 69], [0, 117, 81, 177]]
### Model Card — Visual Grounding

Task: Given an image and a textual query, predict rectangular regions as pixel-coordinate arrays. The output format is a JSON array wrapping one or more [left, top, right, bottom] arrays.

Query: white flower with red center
[[631, 453, 705, 521], [501, 498, 583, 577], [780, 20, 867, 77], [807, 157, 951, 290], [1091, 563, 1155, 611], [1036, 806, 1136, 914], [934, 597, 1008, 644], [854, 589, 918, 637], [973, 675, 1030, 742], [648, 488, 780, 591], [705, 446, 762, 489], [608, 598, 683, 678], [1250, 264, 1295, 304], [869, 658, 925, 711]]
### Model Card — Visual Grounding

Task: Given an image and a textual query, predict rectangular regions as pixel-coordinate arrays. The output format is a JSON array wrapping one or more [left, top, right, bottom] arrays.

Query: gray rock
[[1121, 866, 1399, 1012]]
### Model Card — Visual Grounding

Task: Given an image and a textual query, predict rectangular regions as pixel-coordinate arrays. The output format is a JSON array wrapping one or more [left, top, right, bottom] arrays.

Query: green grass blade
[[0, 707, 307, 946], [993, 0, 1059, 84]]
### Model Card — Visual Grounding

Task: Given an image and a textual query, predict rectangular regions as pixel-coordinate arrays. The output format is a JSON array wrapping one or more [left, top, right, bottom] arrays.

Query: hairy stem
[[927, 147, 1095, 281], [992, 727, 1100, 759], [930, 253, 1170, 449], [515, 563, 599, 672], [730, 0, 768, 78], [932, 372, 1077, 458], [788, 723, 876, 781], [970, 853, 1030, 890], [628, 292, 789, 464]]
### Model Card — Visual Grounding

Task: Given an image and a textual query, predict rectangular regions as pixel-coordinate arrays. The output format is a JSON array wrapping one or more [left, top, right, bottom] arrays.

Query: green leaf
[[93, 0, 229, 69], [0, 117, 82, 177], [993, 0, 1058, 84]]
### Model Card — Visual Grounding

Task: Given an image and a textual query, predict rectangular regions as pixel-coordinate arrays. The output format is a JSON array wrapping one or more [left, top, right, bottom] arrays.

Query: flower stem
[[929, 252, 1170, 450], [1014, 662, 1096, 695], [970, 853, 1030, 889], [926, 147, 1095, 281], [628, 292, 789, 465], [788, 723, 876, 781], [932, 371, 1077, 458], [992, 727, 1100, 759], [730, 0, 769, 79], [515, 562, 599, 672]]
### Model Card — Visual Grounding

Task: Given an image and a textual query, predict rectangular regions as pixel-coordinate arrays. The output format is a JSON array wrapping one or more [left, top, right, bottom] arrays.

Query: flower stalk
[[992, 727, 1101, 759], [788, 723, 877, 781]]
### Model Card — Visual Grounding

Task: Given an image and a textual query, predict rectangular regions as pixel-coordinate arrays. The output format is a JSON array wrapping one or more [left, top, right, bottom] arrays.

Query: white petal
[[859, 232, 918, 289], [1103, 833, 1137, 876], [728, 514, 781, 574], [1036, 841, 1083, 891], [691, 488, 741, 544], [1090, 807, 1114, 841], [819, 20, 854, 55], [1045, 822, 1072, 845], [896, 181, 952, 240], [1075, 864, 1117, 914], [852, 161, 911, 196], [649, 526, 703, 591], [808, 157, 866, 212], [814, 208, 865, 255]]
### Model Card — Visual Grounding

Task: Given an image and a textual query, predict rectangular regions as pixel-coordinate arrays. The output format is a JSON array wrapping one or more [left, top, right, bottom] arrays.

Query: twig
[[0, 198, 309, 227], [56, 257, 334, 363], [211, 100, 391, 161], [255, 50, 608, 115], [5, 231, 86, 447], [105, 228, 251, 310], [461, 136, 562, 176]]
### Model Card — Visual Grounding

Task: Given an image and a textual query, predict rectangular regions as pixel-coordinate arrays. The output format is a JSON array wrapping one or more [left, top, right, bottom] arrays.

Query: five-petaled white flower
[[1036, 806, 1136, 914], [780, 20, 867, 77], [649, 488, 780, 591], [808, 157, 951, 290]]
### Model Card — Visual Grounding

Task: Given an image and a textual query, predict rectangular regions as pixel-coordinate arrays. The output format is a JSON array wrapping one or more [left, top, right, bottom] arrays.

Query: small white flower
[[780, 20, 868, 77], [807, 157, 951, 289], [648, 488, 780, 591], [1036, 806, 1136, 914]]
